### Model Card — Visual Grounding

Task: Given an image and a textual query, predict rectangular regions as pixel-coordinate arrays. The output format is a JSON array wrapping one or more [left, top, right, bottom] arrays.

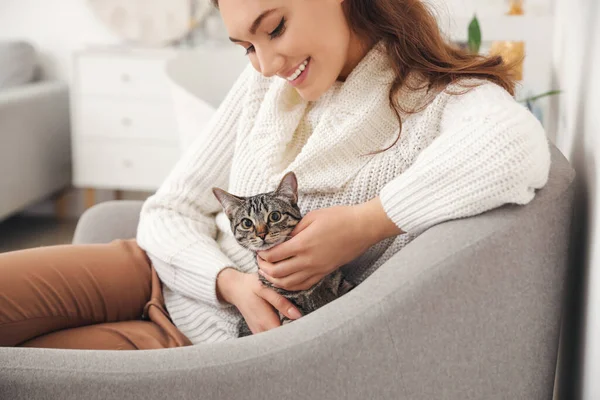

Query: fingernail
[[288, 308, 302, 319]]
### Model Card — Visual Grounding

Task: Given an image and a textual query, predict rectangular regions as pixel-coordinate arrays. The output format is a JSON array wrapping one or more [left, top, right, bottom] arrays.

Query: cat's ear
[[212, 188, 244, 219], [276, 172, 298, 205]]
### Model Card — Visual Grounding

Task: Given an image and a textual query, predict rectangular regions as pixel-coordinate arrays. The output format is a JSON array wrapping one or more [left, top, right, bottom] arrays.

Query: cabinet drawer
[[73, 140, 180, 191], [75, 97, 178, 143], [76, 53, 175, 99]]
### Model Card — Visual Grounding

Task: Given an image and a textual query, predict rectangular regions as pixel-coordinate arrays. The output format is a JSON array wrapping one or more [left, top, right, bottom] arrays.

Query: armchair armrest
[[72, 200, 143, 244], [0, 81, 71, 220]]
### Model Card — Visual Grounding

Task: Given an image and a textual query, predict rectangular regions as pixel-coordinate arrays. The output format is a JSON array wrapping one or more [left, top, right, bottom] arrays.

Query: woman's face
[[219, 0, 365, 101]]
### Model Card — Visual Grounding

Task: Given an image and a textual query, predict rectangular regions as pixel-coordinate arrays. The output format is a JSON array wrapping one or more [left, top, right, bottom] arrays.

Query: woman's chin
[[297, 72, 340, 102], [297, 86, 323, 102]]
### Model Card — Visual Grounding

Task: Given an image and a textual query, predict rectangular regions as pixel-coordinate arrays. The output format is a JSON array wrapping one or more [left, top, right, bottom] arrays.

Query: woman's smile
[[284, 57, 310, 87]]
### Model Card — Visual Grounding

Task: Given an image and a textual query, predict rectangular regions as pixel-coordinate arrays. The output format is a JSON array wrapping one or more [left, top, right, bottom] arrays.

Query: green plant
[[466, 14, 561, 112]]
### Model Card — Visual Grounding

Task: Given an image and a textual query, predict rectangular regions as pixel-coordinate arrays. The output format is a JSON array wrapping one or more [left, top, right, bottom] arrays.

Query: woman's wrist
[[355, 196, 404, 246], [216, 267, 242, 305]]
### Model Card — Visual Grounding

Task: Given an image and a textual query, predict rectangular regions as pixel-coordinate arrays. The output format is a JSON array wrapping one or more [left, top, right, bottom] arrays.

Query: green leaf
[[468, 15, 482, 54]]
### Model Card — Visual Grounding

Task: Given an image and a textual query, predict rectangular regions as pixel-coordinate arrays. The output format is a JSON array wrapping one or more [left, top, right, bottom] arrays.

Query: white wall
[[0, 0, 122, 81]]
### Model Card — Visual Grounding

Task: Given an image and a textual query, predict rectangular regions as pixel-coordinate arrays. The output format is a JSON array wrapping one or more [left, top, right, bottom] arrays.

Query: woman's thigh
[[0, 239, 152, 346], [18, 320, 191, 350]]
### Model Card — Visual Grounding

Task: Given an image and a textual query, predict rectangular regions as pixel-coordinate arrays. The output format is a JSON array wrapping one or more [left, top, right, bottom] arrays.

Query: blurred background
[[0, 0, 597, 398]]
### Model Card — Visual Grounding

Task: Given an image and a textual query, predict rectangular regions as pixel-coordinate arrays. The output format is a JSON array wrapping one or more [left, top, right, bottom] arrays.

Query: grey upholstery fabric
[[72, 200, 145, 244], [0, 81, 71, 221], [0, 144, 576, 400], [0, 41, 36, 90]]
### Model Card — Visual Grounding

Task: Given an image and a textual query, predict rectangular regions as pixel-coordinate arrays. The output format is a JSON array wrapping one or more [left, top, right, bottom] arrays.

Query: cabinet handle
[[121, 117, 132, 127]]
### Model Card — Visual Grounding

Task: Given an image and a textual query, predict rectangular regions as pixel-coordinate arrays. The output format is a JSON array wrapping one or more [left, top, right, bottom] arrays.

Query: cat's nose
[[256, 224, 268, 240]]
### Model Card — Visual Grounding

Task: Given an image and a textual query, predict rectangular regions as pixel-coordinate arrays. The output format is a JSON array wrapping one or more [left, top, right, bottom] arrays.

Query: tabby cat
[[212, 171, 354, 337]]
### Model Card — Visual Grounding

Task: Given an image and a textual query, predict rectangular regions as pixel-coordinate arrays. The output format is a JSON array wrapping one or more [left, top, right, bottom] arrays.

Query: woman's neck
[[337, 34, 376, 82]]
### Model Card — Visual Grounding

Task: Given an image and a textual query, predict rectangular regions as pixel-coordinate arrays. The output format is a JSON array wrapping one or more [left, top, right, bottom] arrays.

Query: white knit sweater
[[136, 44, 551, 345]]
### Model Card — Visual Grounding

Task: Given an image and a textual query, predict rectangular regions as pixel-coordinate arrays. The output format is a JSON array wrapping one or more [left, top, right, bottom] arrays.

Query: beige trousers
[[0, 239, 193, 350]]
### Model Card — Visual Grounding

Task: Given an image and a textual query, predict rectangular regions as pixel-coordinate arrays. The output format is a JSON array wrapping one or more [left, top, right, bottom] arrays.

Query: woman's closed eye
[[245, 17, 287, 55], [269, 17, 287, 40]]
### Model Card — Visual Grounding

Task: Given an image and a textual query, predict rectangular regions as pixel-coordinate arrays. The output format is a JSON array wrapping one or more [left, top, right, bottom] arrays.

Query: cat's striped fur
[[213, 172, 354, 337]]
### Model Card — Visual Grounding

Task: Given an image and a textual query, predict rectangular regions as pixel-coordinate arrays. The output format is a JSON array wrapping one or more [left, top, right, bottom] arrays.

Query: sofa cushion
[[0, 41, 36, 90]]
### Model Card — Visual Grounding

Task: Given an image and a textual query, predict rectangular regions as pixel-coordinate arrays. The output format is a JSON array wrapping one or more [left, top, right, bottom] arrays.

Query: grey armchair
[[0, 79, 71, 221], [0, 144, 576, 400]]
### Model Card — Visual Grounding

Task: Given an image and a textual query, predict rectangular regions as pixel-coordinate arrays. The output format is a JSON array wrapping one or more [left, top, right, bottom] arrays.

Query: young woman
[[0, 0, 550, 349]]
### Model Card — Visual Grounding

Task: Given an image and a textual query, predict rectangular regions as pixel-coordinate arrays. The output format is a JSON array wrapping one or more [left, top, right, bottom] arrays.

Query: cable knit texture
[[136, 44, 551, 345]]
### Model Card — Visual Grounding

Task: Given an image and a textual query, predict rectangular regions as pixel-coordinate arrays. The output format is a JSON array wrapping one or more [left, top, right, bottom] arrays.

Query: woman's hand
[[256, 197, 403, 292], [218, 268, 303, 335]]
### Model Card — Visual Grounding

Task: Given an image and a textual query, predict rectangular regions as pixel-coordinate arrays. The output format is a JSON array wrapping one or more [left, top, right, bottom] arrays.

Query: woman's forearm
[[355, 196, 404, 246]]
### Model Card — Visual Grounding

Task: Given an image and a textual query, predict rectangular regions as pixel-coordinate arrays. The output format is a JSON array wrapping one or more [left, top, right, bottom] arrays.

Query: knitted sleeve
[[379, 82, 552, 236], [136, 63, 256, 309]]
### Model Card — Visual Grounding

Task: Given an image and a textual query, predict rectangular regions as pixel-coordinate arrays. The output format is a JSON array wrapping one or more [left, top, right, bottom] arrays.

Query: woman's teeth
[[287, 59, 309, 81]]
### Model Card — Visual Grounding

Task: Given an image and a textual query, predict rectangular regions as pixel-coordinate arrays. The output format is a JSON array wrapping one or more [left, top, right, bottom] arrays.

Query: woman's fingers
[[258, 286, 303, 320], [251, 306, 282, 333], [257, 235, 303, 263], [259, 268, 314, 292], [257, 254, 305, 278]]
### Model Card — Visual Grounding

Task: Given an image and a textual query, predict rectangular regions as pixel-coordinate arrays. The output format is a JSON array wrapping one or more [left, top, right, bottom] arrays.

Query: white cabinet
[[70, 47, 183, 196]]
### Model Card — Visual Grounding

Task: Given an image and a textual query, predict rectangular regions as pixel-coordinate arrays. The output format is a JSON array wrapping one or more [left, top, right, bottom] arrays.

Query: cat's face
[[213, 172, 302, 251]]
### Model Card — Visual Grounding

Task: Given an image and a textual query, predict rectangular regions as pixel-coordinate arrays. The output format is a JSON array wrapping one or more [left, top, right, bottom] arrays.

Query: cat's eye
[[269, 211, 282, 222], [241, 218, 254, 229]]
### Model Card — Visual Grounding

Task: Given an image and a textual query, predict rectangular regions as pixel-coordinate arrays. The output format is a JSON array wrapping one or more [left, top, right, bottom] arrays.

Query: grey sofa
[[0, 144, 576, 400], [0, 42, 71, 221]]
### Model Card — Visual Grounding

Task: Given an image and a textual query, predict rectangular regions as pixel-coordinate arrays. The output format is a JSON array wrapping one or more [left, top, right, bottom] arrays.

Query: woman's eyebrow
[[229, 8, 278, 43]]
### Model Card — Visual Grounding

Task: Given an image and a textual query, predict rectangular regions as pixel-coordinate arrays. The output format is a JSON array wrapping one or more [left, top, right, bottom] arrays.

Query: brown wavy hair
[[211, 0, 519, 151]]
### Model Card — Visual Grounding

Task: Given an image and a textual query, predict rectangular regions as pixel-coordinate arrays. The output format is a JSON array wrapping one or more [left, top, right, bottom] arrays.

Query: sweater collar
[[243, 42, 432, 193]]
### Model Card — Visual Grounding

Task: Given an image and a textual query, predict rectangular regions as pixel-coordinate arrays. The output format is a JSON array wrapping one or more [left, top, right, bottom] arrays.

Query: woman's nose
[[256, 48, 284, 78]]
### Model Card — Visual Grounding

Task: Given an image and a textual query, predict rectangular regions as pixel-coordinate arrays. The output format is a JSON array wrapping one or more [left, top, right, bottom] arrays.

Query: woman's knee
[[0, 241, 154, 346]]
